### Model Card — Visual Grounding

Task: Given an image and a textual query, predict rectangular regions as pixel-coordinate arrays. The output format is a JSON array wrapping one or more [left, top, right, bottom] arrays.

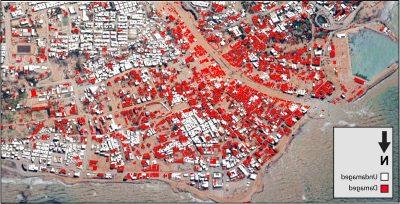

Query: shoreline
[[1, 114, 311, 203], [352, 63, 398, 102], [3, 64, 397, 202], [340, 20, 398, 43], [2, 69, 397, 202], [252, 64, 398, 202], [1, 2, 399, 203], [368, 63, 399, 88]]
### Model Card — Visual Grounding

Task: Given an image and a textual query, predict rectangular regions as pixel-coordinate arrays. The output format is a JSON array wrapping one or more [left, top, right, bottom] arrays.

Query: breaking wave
[[1, 177, 69, 187], [319, 122, 332, 131], [337, 120, 356, 127]]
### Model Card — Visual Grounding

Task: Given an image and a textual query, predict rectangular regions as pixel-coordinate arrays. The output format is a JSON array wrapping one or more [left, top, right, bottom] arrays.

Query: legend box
[[334, 128, 392, 198]]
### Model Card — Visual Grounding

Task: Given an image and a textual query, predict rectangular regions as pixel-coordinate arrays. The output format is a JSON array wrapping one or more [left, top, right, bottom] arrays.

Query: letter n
[[381, 156, 388, 165]]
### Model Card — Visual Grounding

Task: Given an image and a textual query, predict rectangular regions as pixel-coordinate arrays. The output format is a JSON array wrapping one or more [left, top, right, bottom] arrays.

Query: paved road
[[157, 2, 324, 107]]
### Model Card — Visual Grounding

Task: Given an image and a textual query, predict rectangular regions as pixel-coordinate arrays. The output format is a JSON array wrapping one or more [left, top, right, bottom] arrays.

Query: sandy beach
[[3, 68, 397, 203], [1, 2, 399, 203], [252, 68, 398, 202]]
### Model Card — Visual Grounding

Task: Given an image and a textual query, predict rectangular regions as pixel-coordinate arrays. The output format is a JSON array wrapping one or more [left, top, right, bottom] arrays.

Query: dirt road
[[156, 2, 325, 107]]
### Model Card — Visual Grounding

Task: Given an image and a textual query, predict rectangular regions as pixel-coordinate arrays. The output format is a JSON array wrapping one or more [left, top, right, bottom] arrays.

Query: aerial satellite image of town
[[0, 1, 398, 203]]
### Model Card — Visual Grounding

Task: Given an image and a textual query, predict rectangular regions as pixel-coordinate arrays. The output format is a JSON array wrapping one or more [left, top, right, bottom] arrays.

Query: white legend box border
[[333, 127, 393, 199]]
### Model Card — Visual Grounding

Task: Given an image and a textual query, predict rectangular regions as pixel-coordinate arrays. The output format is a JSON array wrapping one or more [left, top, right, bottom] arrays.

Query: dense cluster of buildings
[[46, 2, 181, 85], [1, 1, 383, 195], [2, 134, 85, 177]]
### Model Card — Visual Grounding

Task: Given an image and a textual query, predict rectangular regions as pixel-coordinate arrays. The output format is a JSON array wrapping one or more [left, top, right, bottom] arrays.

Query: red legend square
[[380, 185, 389, 193]]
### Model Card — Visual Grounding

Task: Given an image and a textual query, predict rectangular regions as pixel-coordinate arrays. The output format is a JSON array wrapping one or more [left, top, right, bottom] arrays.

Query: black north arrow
[[379, 131, 390, 153]]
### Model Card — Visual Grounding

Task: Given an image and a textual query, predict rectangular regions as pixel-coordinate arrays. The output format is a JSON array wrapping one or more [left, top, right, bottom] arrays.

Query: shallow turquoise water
[[349, 29, 398, 80], [2, 84, 398, 203], [253, 78, 399, 202]]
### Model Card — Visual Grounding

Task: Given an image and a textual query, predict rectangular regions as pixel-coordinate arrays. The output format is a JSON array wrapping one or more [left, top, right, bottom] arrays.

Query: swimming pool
[[349, 29, 398, 80]]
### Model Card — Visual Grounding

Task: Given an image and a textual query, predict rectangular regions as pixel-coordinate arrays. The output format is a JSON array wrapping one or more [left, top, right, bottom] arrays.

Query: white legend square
[[380, 173, 389, 181]]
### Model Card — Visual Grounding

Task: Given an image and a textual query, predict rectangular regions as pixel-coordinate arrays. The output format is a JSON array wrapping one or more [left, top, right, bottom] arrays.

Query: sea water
[[2, 17, 400, 204], [252, 74, 399, 202], [1, 82, 398, 204], [1, 179, 200, 203], [349, 29, 398, 80], [2, 79, 398, 204]]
